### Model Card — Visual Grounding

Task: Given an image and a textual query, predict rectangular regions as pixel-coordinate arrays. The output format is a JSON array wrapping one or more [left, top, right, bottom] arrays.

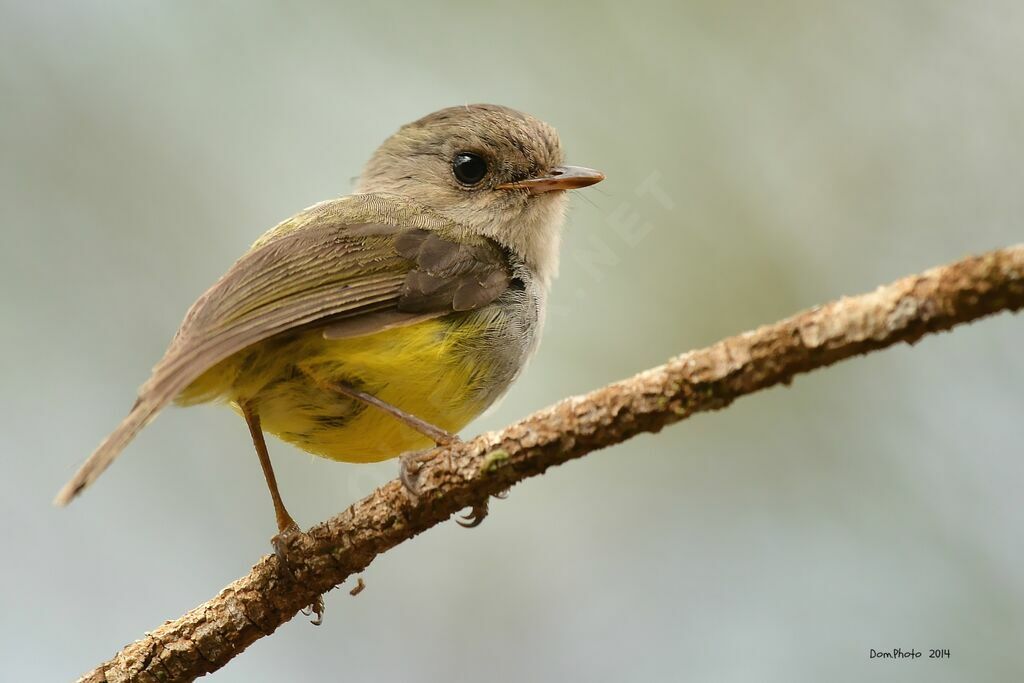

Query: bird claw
[[455, 488, 511, 528], [457, 499, 489, 528], [301, 596, 326, 625]]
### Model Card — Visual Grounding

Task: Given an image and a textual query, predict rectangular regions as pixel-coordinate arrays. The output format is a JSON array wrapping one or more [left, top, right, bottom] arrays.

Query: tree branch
[[80, 245, 1024, 682]]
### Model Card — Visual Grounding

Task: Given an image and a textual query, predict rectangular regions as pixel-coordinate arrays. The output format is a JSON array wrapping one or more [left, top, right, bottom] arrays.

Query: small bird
[[54, 104, 603, 542]]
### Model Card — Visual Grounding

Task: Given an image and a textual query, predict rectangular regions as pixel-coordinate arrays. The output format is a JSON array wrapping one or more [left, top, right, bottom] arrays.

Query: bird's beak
[[495, 165, 605, 194]]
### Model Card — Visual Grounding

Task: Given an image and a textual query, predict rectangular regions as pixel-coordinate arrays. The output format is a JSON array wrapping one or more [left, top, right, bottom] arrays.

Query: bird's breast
[[181, 291, 538, 462]]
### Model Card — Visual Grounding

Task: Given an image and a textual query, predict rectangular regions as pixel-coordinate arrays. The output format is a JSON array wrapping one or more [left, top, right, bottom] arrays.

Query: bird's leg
[[327, 382, 462, 495], [296, 367, 495, 528], [241, 402, 299, 538], [329, 381, 461, 447], [241, 401, 325, 624], [296, 365, 460, 494], [324, 383, 493, 519]]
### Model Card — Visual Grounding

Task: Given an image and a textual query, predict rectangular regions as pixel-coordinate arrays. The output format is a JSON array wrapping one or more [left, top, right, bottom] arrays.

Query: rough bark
[[80, 245, 1024, 682]]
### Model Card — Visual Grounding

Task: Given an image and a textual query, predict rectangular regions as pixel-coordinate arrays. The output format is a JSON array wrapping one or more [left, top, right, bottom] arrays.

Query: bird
[[54, 103, 604, 544]]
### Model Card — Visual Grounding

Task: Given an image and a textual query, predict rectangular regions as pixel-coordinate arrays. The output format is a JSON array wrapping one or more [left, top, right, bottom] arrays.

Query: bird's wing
[[55, 194, 511, 504]]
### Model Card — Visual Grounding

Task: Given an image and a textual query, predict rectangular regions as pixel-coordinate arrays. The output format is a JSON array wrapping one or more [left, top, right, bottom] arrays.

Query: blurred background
[[2, 1, 1022, 681]]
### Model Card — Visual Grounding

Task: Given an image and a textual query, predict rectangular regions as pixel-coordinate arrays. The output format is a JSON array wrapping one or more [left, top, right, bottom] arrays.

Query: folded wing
[[55, 196, 511, 505]]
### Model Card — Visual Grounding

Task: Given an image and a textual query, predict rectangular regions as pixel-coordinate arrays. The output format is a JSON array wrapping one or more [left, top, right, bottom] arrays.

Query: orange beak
[[495, 165, 605, 194]]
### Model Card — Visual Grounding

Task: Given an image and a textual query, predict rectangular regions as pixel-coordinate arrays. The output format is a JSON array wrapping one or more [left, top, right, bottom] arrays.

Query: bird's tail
[[53, 398, 161, 506]]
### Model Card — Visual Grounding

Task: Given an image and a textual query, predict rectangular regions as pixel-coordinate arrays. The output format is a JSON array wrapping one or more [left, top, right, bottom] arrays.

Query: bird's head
[[356, 104, 603, 285]]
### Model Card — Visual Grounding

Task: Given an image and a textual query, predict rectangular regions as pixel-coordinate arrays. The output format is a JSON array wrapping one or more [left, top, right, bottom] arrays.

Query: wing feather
[[55, 195, 513, 505]]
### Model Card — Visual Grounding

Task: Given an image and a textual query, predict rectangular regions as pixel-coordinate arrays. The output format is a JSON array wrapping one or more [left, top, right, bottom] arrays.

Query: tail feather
[[53, 399, 162, 506]]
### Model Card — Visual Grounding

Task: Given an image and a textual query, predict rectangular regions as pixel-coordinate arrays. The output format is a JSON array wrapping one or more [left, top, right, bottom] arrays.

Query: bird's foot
[[457, 499, 489, 528], [399, 437, 462, 497], [456, 489, 509, 528], [271, 522, 326, 625], [399, 449, 433, 497], [301, 597, 326, 626], [271, 521, 305, 568]]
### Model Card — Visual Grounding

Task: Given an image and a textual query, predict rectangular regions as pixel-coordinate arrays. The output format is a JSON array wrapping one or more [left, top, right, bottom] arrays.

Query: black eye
[[452, 152, 488, 186]]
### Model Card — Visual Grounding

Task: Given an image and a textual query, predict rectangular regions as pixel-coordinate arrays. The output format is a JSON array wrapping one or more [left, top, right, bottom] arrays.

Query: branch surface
[[81, 245, 1024, 682]]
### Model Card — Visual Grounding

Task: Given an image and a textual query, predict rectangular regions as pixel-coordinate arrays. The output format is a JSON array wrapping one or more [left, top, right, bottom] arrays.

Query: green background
[[2, 2, 1022, 681]]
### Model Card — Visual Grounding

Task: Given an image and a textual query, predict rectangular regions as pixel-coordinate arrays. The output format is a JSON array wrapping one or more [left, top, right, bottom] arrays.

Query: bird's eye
[[452, 152, 488, 186]]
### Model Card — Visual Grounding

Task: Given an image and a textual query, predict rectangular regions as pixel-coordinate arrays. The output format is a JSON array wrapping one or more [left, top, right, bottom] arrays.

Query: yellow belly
[[177, 315, 493, 462]]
